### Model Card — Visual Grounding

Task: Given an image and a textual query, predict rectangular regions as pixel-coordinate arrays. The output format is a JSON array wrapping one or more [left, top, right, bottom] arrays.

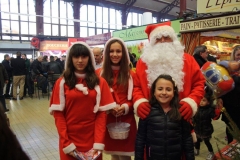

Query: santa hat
[[104, 37, 130, 64], [145, 21, 178, 44], [64, 41, 96, 70]]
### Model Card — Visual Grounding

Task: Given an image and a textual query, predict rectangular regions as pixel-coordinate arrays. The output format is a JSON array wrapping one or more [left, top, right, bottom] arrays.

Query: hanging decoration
[[31, 37, 40, 49]]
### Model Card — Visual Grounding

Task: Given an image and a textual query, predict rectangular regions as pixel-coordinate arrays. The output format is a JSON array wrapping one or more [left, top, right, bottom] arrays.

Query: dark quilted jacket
[[193, 105, 219, 138], [135, 103, 194, 160]]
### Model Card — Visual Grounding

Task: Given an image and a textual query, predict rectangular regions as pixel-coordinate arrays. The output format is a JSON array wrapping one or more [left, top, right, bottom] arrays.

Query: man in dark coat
[[0, 63, 9, 112], [11, 51, 26, 100], [30, 56, 48, 93], [2, 54, 12, 99]]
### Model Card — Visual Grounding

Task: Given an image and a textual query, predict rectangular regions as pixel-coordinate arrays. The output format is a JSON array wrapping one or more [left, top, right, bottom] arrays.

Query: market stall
[[180, 12, 240, 60], [38, 40, 68, 58]]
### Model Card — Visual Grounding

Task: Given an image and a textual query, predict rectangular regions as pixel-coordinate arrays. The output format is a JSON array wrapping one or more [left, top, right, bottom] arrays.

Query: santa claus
[[133, 21, 205, 120]]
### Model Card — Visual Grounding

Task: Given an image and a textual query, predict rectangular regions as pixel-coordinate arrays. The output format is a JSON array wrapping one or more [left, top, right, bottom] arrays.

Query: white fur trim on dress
[[122, 103, 129, 115], [180, 97, 198, 117], [127, 75, 133, 100], [98, 102, 116, 111], [191, 131, 197, 143], [94, 85, 101, 113], [93, 143, 105, 150], [63, 143, 76, 154], [49, 79, 66, 114], [133, 98, 149, 117], [75, 84, 88, 95], [65, 41, 96, 69], [104, 151, 134, 156]]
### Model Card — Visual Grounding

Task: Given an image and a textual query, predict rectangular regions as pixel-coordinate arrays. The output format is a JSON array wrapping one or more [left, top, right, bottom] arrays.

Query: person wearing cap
[[49, 42, 116, 160], [96, 38, 136, 160], [133, 21, 205, 121]]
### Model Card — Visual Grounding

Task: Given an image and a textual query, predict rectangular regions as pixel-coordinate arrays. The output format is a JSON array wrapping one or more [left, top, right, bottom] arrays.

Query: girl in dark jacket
[[193, 87, 221, 160], [135, 74, 194, 160]]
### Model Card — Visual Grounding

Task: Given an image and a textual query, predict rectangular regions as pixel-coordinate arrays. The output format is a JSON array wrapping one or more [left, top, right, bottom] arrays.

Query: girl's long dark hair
[[101, 39, 130, 90], [149, 74, 181, 121], [0, 104, 30, 159], [63, 44, 99, 89]]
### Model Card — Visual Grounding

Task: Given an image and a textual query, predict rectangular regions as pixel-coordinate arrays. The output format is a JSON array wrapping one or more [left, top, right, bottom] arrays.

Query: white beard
[[141, 41, 185, 92]]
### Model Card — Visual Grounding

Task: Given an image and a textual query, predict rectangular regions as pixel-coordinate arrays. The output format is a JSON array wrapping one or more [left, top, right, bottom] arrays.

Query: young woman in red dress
[[96, 38, 137, 160], [49, 42, 116, 160]]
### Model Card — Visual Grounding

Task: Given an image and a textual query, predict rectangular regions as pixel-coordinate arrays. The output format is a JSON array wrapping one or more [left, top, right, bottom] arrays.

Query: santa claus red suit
[[133, 21, 205, 120]]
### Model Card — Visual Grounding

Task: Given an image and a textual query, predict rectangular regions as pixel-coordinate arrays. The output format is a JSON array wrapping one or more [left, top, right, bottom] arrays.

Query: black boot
[[0, 95, 9, 112]]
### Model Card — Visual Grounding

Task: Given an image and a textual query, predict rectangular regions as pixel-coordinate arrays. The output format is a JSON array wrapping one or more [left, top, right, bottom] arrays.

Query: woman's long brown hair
[[63, 44, 99, 89], [101, 39, 130, 91]]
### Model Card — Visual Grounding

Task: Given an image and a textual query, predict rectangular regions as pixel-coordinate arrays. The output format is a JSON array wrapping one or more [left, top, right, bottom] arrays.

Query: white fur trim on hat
[[104, 37, 130, 64], [149, 26, 178, 46], [180, 97, 198, 117], [65, 41, 96, 69], [133, 98, 149, 117]]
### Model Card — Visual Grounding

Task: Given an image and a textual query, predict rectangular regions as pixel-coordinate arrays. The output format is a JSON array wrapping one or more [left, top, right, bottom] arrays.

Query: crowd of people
[[0, 53, 66, 111], [1, 22, 240, 160]]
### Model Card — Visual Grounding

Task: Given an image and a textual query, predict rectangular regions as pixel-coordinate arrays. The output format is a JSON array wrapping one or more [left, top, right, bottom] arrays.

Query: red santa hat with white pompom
[[145, 21, 178, 45]]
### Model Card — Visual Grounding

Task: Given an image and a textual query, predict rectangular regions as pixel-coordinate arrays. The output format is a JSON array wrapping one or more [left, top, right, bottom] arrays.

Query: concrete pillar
[[35, 0, 44, 35], [121, 9, 127, 29], [73, 1, 81, 37], [179, 0, 186, 17]]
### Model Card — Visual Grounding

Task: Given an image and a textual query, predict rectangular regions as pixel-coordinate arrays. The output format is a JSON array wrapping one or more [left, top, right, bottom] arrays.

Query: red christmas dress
[[133, 53, 205, 116], [96, 68, 137, 156], [49, 74, 116, 160]]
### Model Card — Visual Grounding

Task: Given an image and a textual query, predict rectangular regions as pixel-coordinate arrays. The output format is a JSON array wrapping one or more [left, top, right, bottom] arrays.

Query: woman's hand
[[110, 106, 118, 117], [92, 149, 101, 158], [115, 105, 125, 117], [68, 150, 77, 159]]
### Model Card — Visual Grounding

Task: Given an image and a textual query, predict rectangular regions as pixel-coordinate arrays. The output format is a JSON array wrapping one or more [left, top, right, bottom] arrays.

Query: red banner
[[68, 32, 111, 47]]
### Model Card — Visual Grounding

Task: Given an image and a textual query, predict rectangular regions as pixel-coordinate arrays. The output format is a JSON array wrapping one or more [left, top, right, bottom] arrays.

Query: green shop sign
[[112, 26, 147, 41], [112, 19, 181, 41]]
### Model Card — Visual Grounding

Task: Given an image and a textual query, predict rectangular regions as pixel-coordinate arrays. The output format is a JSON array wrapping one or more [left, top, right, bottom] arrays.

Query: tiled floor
[[5, 95, 227, 160]]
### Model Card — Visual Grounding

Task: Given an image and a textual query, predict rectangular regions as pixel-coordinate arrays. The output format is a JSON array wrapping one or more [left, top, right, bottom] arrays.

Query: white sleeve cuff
[[133, 98, 149, 117], [93, 143, 105, 150], [180, 97, 198, 117], [63, 143, 76, 154]]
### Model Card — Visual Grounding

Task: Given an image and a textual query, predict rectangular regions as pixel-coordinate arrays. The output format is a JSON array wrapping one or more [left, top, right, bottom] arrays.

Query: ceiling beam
[[153, 0, 195, 12], [157, 0, 180, 22]]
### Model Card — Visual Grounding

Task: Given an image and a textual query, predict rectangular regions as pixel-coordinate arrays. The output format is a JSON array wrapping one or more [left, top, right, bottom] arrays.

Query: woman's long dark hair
[[101, 39, 130, 90], [63, 43, 99, 89], [149, 74, 181, 121], [0, 104, 30, 160]]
